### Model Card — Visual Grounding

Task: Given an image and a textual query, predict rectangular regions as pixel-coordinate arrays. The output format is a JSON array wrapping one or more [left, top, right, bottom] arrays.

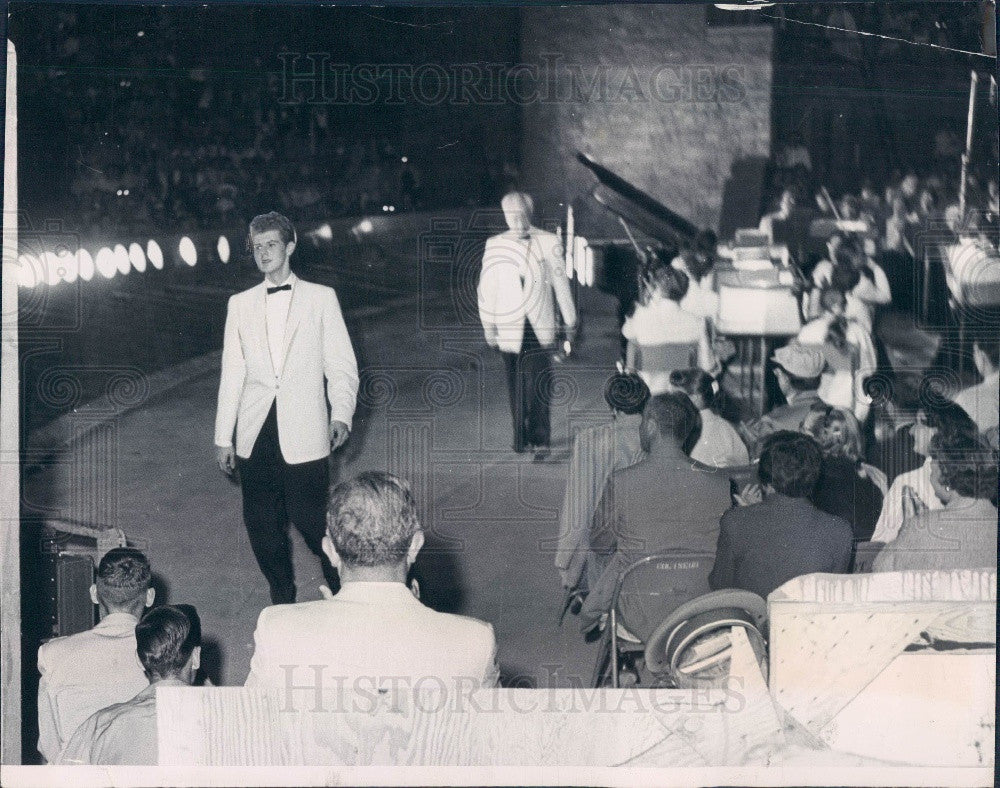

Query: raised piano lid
[[576, 151, 699, 245]]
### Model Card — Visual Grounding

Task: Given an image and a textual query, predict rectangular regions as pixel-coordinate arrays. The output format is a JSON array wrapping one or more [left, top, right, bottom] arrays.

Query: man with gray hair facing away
[[478, 191, 577, 459], [245, 471, 499, 693], [37, 547, 155, 763]]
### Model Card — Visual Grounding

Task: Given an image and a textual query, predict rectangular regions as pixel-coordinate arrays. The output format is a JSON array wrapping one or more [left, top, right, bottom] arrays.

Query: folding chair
[[590, 550, 715, 688], [632, 340, 698, 380]]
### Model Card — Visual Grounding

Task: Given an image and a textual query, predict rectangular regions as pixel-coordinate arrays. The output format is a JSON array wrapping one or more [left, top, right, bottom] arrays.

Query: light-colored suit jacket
[[214, 278, 359, 464], [36, 612, 148, 763], [244, 582, 499, 693], [478, 228, 577, 353]]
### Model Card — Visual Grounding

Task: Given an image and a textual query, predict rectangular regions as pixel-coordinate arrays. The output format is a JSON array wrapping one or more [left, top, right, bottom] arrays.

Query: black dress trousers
[[501, 320, 552, 451], [237, 402, 338, 604]]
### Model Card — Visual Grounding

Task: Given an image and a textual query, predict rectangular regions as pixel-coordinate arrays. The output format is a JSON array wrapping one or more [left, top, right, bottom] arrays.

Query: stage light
[[382, 205, 388, 212], [217, 235, 230, 263], [137, 30, 144, 37], [42, 252, 63, 286], [57, 248, 79, 283], [123, 189, 129, 196], [114, 244, 131, 275], [315, 224, 333, 240], [147, 239, 164, 269], [355, 219, 374, 234], [96, 247, 117, 279], [401, 156, 408, 163], [179, 236, 197, 266], [78, 248, 95, 281], [16, 254, 40, 288], [129, 242, 147, 272], [116, 189, 123, 196], [389, 205, 395, 212]]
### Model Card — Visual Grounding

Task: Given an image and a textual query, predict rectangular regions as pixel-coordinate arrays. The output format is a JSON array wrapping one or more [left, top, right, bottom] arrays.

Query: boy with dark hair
[[709, 431, 853, 598], [57, 605, 202, 766]]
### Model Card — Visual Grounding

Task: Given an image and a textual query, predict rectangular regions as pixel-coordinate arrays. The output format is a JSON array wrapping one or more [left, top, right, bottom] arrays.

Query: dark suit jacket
[[581, 448, 732, 636], [709, 493, 853, 599]]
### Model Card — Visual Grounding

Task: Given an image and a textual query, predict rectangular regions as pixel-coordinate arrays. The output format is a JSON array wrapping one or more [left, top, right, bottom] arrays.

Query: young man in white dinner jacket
[[215, 211, 359, 604]]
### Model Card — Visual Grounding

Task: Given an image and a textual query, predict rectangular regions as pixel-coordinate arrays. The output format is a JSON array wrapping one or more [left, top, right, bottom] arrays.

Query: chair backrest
[[634, 342, 698, 375], [612, 551, 715, 644]]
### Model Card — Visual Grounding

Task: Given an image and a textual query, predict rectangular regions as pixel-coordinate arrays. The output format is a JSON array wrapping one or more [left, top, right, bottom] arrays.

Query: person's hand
[[319, 584, 335, 600], [734, 483, 763, 507], [216, 444, 236, 475], [484, 330, 500, 349], [329, 420, 350, 451]]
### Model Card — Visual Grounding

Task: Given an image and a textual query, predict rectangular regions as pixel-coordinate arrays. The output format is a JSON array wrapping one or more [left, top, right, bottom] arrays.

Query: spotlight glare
[[58, 248, 79, 283], [16, 254, 40, 288], [129, 242, 147, 272], [96, 247, 117, 279], [179, 236, 197, 266], [114, 244, 131, 275], [78, 248, 95, 281], [43, 252, 63, 286], [315, 223, 333, 240], [147, 239, 164, 269], [217, 235, 230, 263], [357, 219, 374, 234]]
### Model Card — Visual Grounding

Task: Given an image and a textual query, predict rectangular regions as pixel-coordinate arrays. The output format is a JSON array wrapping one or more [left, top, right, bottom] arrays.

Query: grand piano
[[576, 151, 805, 415]]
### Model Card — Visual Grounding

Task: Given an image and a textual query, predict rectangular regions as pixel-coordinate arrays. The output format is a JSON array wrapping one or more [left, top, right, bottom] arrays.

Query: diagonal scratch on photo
[[0, 0, 997, 783]]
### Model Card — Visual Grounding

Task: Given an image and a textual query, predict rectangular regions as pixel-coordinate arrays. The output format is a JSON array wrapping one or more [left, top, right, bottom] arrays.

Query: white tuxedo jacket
[[214, 278, 359, 464], [244, 582, 499, 691], [477, 227, 577, 353]]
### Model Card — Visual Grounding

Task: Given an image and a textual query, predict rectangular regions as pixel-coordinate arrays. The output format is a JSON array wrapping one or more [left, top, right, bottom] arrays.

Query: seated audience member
[[556, 372, 650, 592], [871, 401, 979, 545], [952, 336, 999, 432], [669, 368, 749, 468], [57, 605, 202, 766], [801, 405, 884, 542], [811, 244, 891, 331], [872, 433, 998, 572], [741, 343, 827, 453], [245, 471, 499, 690], [709, 431, 853, 599], [37, 547, 155, 763], [622, 264, 717, 393], [671, 230, 720, 322], [797, 286, 878, 422], [580, 392, 732, 637]]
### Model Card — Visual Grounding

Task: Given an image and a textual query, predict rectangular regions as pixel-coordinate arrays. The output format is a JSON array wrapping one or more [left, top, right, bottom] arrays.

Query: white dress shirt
[[691, 409, 750, 468], [37, 612, 148, 762], [870, 458, 944, 544], [265, 272, 296, 378]]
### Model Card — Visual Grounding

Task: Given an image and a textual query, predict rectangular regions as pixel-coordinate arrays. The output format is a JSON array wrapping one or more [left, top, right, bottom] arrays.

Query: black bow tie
[[266, 284, 291, 295]]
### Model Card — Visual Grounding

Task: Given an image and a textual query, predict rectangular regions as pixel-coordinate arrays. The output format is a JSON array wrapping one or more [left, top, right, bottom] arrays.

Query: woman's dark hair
[[831, 260, 862, 293], [604, 372, 650, 415], [650, 265, 689, 302], [669, 368, 716, 408], [921, 400, 979, 444], [136, 605, 201, 680], [930, 432, 999, 500], [758, 431, 823, 498]]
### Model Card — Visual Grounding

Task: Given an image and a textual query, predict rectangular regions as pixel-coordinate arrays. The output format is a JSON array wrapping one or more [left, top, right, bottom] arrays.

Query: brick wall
[[519, 5, 772, 237]]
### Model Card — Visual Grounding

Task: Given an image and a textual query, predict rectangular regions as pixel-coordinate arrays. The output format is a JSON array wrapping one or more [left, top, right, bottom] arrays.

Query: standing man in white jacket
[[478, 192, 577, 458], [215, 211, 359, 604]]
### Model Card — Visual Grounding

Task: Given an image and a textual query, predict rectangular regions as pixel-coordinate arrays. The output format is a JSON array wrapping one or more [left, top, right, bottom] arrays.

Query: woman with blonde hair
[[801, 404, 884, 542]]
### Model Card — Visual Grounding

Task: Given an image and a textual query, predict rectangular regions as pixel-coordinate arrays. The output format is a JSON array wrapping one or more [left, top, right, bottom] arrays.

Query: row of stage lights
[[15, 235, 233, 288]]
